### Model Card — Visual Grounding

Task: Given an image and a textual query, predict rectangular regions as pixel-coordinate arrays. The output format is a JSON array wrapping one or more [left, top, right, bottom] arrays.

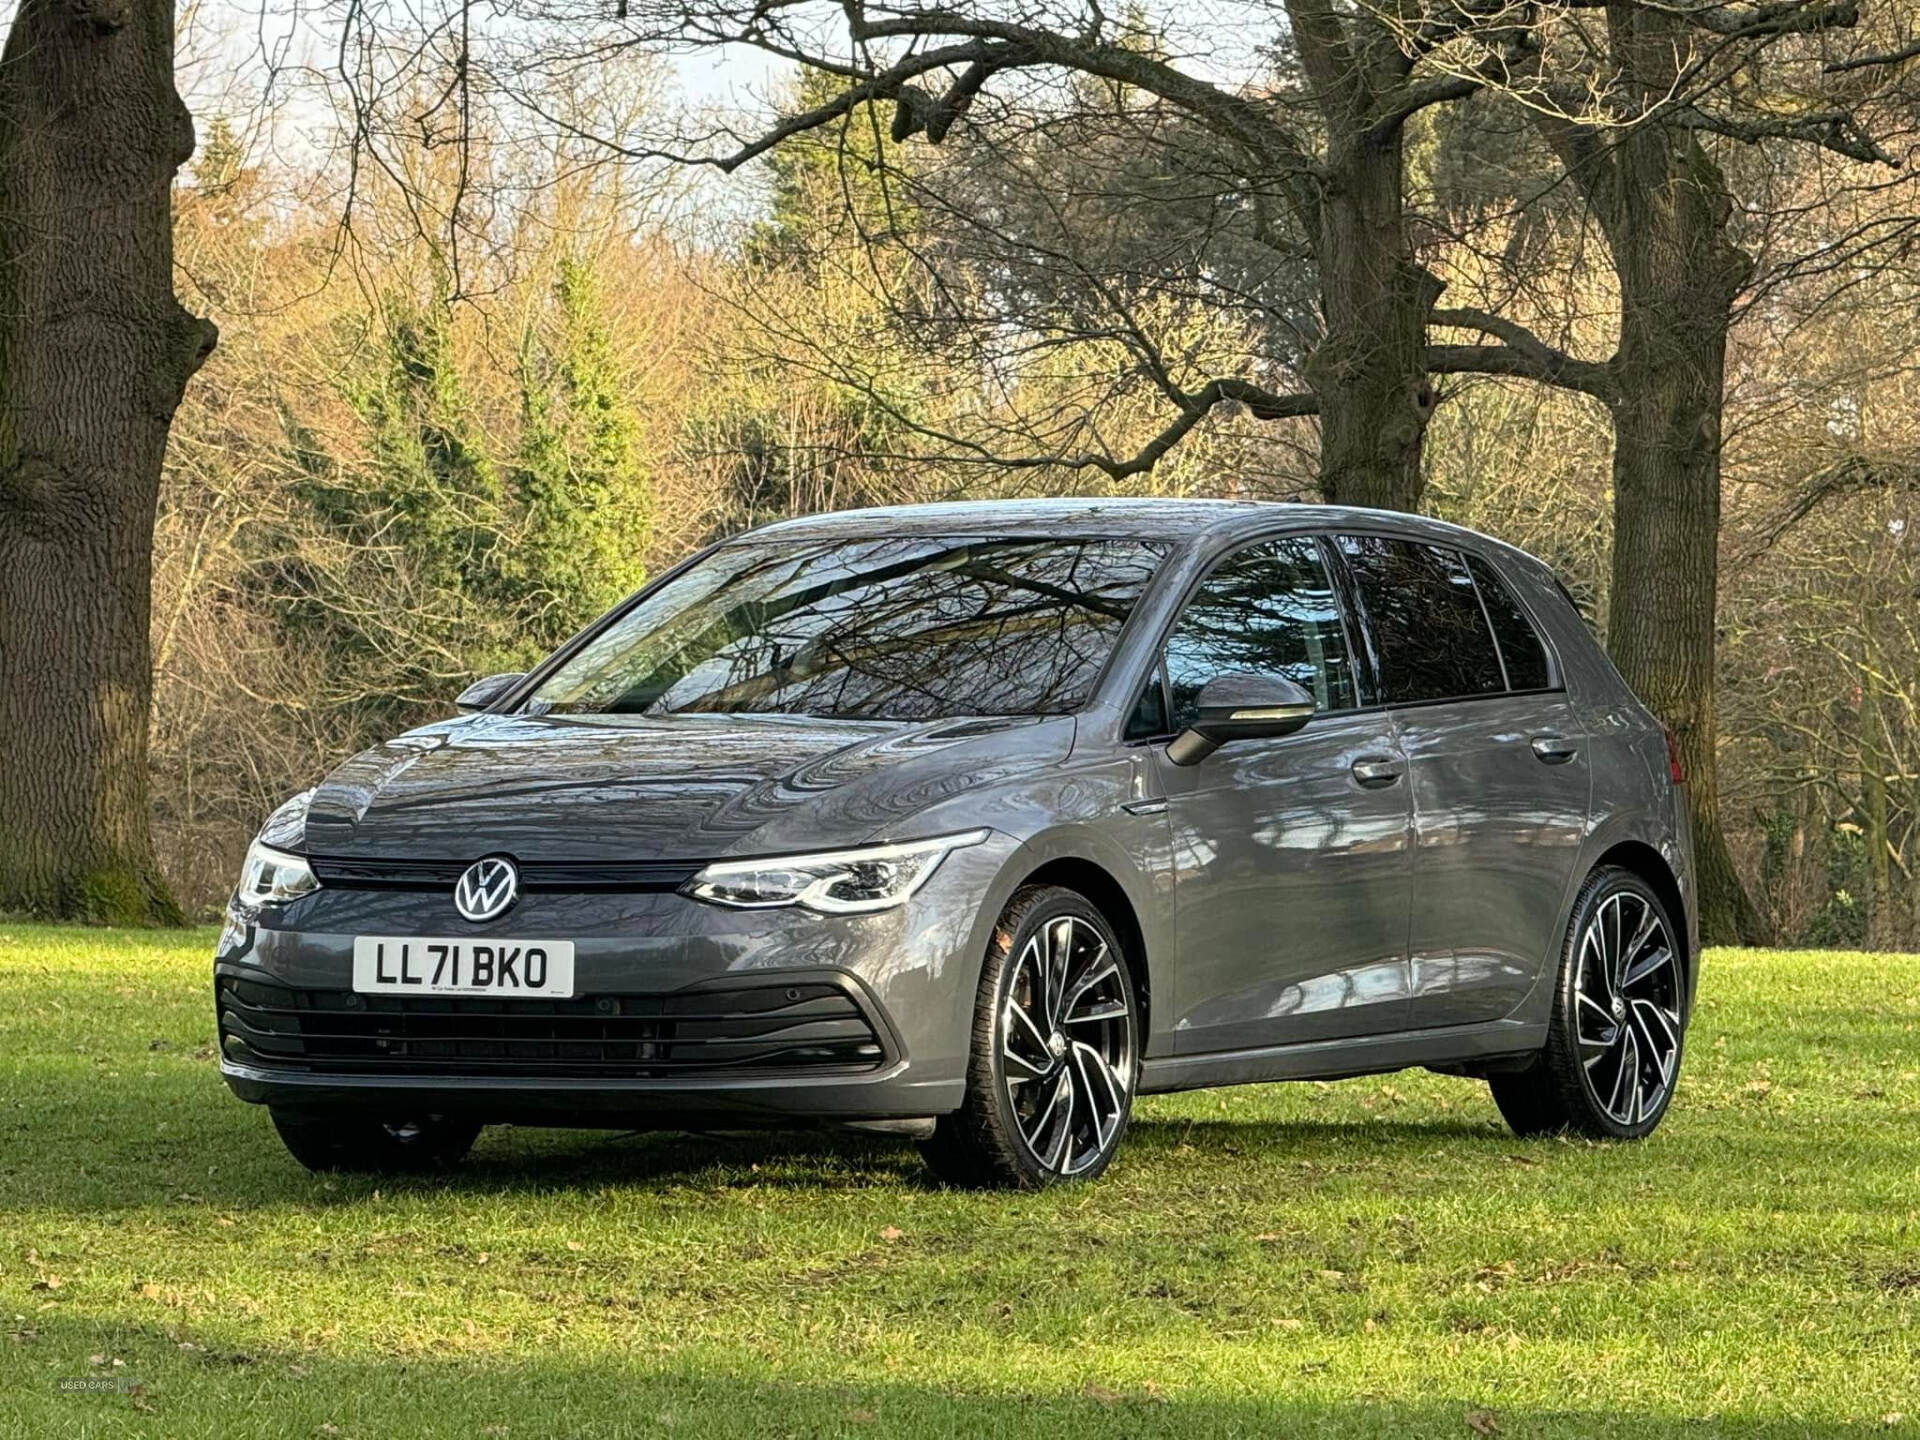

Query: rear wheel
[[270, 1108, 482, 1173], [1489, 866, 1687, 1140], [920, 885, 1139, 1189]]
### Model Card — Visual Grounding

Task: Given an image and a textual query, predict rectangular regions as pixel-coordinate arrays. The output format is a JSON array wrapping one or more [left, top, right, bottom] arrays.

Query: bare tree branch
[[1742, 454, 1920, 561], [1051, 379, 1319, 481], [830, 6, 1323, 187], [1428, 308, 1617, 401], [1671, 105, 1900, 166], [1825, 36, 1920, 73], [1679, 0, 1859, 37]]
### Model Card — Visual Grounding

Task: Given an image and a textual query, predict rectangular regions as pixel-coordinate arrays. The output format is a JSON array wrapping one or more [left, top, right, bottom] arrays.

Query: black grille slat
[[217, 976, 885, 1079], [305, 858, 466, 888], [306, 856, 702, 893], [220, 978, 861, 1026], [221, 1005, 872, 1051]]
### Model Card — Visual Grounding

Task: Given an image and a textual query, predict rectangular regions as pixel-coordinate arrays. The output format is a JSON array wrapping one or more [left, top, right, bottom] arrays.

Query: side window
[[1336, 535, 1504, 705], [1164, 537, 1360, 729], [1467, 554, 1553, 691]]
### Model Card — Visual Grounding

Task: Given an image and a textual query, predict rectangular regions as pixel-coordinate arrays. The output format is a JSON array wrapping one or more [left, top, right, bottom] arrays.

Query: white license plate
[[351, 937, 576, 998]]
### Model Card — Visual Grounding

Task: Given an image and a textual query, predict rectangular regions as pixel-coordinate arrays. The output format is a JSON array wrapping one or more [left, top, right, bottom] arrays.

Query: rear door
[[1146, 535, 1414, 1053], [1334, 536, 1591, 1029]]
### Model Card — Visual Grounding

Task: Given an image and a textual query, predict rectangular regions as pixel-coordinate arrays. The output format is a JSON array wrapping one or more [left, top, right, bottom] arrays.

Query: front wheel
[[1489, 866, 1688, 1140], [920, 885, 1139, 1189], [270, 1108, 482, 1173]]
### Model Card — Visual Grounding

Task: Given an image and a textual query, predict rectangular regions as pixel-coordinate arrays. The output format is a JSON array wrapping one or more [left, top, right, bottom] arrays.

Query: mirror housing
[[1166, 673, 1317, 766], [455, 672, 526, 713]]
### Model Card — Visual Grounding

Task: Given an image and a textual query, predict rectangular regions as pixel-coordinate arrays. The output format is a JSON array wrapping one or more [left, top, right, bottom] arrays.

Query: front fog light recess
[[684, 830, 990, 914]]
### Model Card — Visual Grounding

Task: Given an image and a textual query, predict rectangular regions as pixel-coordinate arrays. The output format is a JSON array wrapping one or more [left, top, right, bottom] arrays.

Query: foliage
[[507, 255, 652, 654], [283, 283, 513, 717]]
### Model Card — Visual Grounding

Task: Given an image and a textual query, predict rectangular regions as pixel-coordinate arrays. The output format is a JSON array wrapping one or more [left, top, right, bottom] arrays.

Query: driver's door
[[1146, 535, 1414, 1054]]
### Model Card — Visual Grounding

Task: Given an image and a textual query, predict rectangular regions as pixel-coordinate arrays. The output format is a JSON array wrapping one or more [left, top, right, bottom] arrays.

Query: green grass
[[1, 926, 1917, 1438]]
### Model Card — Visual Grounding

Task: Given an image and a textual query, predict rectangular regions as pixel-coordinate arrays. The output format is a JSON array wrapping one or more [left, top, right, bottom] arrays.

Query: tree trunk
[[1306, 136, 1436, 514], [1602, 123, 1768, 946], [0, 0, 214, 922], [1860, 675, 1893, 948]]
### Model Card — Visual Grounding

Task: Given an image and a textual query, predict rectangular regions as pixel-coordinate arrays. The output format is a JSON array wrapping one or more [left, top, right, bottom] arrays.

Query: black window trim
[[1465, 551, 1514, 693], [1463, 549, 1567, 699], [1122, 663, 1175, 744], [1319, 532, 1382, 707]]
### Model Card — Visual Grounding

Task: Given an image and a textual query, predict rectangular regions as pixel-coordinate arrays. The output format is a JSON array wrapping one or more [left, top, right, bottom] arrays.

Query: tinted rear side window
[[1466, 554, 1553, 691], [1164, 536, 1360, 727], [1337, 536, 1504, 705]]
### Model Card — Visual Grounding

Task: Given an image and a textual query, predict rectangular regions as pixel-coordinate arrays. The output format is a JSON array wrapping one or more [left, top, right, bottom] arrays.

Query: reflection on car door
[[1335, 536, 1591, 1028], [1145, 535, 1414, 1053]]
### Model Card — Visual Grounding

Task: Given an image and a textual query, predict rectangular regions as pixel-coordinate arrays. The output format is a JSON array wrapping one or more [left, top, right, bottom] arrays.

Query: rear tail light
[[1663, 727, 1686, 785]]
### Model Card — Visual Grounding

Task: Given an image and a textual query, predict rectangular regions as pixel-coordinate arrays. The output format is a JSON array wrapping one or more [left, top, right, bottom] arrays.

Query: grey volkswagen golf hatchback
[[218, 500, 1696, 1188]]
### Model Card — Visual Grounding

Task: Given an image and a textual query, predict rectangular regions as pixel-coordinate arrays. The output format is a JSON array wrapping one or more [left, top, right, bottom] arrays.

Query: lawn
[[1, 926, 1916, 1438]]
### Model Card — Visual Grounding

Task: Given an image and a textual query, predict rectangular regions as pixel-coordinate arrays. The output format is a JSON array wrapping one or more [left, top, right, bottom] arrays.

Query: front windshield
[[527, 535, 1167, 721]]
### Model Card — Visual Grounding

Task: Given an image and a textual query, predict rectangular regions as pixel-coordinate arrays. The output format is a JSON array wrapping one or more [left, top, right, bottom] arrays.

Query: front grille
[[306, 856, 700, 893], [218, 975, 886, 1078]]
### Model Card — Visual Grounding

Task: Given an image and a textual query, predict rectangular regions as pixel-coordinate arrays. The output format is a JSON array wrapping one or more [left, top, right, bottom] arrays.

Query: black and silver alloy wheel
[[921, 885, 1139, 1188], [1489, 866, 1688, 1140], [999, 911, 1135, 1177], [1571, 887, 1682, 1128]]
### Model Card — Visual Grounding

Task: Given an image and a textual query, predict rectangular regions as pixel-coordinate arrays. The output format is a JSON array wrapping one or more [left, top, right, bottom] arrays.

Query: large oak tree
[[0, 0, 214, 921], [1442, 0, 1915, 941]]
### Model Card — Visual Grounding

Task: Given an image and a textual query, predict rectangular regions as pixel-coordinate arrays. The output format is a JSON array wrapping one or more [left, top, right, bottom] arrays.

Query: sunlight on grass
[[1, 924, 1916, 1437]]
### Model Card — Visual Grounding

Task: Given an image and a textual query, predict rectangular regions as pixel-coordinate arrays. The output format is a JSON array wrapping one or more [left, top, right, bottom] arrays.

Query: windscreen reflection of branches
[[530, 536, 1166, 719]]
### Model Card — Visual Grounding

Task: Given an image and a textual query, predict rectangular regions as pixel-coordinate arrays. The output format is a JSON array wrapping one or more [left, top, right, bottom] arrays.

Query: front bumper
[[216, 832, 1021, 1127]]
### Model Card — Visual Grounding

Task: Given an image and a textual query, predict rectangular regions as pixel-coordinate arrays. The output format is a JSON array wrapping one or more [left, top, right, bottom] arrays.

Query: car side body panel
[[1398, 689, 1592, 1029], [1150, 709, 1415, 1051]]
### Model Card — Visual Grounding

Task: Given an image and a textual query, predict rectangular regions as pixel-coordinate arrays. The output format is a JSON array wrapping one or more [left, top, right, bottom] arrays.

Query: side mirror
[[455, 672, 526, 713], [1166, 673, 1316, 767]]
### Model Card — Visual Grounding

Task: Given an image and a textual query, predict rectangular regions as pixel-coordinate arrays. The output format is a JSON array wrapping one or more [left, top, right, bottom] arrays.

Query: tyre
[[270, 1107, 483, 1174], [920, 885, 1140, 1189], [1489, 866, 1687, 1140]]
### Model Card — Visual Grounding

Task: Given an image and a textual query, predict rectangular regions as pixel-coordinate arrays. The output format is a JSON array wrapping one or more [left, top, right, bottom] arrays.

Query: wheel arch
[[1008, 854, 1155, 1041], [1513, 818, 1696, 1030], [1591, 839, 1694, 996]]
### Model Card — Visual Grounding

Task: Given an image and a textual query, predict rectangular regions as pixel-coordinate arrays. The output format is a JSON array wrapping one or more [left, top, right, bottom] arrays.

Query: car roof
[[739, 497, 1530, 558]]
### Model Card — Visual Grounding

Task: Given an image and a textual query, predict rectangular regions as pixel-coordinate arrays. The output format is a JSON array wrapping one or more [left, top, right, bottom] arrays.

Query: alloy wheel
[[997, 914, 1135, 1176], [1572, 889, 1682, 1127]]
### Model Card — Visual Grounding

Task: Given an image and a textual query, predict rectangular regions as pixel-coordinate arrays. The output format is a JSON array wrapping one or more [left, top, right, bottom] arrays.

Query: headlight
[[236, 839, 320, 908], [684, 830, 990, 914]]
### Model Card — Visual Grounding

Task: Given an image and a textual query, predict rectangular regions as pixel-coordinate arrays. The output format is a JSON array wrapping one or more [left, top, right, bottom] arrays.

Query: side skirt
[[1137, 1019, 1547, 1096]]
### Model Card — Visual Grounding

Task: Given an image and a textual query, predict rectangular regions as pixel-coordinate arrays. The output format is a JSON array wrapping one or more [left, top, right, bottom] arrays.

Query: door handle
[[1350, 756, 1405, 788], [1530, 734, 1580, 764]]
